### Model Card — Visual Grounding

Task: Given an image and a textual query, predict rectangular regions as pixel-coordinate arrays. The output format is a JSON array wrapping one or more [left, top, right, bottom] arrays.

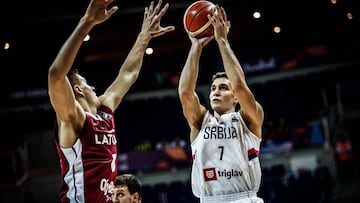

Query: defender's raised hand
[[84, 0, 119, 26], [141, 0, 175, 38]]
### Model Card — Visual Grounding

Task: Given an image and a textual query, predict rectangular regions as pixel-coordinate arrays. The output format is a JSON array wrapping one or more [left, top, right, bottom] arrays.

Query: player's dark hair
[[116, 174, 142, 200], [67, 68, 81, 87], [212, 71, 228, 82]]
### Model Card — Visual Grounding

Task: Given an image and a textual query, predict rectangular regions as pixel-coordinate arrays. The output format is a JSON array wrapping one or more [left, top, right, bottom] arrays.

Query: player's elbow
[[233, 80, 248, 92], [124, 69, 140, 85], [48, 65, 65, 82], [178, 87, 192, 100]]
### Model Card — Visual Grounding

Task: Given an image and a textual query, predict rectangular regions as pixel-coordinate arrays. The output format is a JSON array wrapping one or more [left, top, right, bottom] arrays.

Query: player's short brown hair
[[212, 71, 228, 82], [115, 174, 142, 199], [67, 68, 81, 87]]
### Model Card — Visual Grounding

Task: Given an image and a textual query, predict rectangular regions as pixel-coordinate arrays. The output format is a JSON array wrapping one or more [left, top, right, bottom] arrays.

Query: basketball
[[183, 0, 216, 38]]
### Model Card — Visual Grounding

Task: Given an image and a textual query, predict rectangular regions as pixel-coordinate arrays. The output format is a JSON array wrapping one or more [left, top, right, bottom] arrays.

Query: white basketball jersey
[[191, 111, 262, 198]]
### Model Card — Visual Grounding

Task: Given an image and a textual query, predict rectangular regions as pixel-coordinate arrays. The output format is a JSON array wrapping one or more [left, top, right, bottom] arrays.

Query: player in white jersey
[[178, 5, 264, 203]]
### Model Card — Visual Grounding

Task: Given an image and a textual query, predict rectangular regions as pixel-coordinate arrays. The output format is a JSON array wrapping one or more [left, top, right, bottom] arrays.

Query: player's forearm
[[50, 18, 94, 77], [217, 39, 245, 84], [179, 44, 202, 94], [120, 33, 151, 74]]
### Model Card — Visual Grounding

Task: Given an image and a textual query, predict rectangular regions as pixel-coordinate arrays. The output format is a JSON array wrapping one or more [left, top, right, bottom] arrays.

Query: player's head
[[67, 69, 98, 106], [113, 174, 142, 203], [209, 72, 238, 114], [67, 69, 81, 87]]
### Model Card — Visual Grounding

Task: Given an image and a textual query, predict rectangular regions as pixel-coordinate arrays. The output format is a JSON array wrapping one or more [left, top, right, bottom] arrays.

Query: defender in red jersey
[[48, 0, 175, 202]]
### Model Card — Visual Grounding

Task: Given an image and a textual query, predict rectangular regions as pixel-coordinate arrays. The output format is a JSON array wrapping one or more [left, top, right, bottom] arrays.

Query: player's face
[[209, 77, 237, 114], [77, 76, 99, 106], [113, 185, 139, 203]]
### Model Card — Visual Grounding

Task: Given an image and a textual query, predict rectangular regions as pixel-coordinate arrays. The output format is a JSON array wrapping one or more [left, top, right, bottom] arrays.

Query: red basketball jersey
[[55, 105, 118, 203]]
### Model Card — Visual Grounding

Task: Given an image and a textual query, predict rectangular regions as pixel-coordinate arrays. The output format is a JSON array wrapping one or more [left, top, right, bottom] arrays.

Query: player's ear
[[233, 95, 238, 104], [73, 84, 84, 97], [132, 192, 140, 202]]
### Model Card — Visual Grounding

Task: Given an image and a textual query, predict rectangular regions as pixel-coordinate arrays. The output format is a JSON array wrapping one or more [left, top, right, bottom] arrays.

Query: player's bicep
[[48, 76, 78, 121], [235, 85, 263, 125]]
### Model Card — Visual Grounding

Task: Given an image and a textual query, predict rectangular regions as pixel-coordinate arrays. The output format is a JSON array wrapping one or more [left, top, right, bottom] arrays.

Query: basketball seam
[[183, 1, 214, 36], [183, 0, 210, 28], [188, 20, 212, 38], [190, 5, 211, 29], [188, 8, 218, 38]]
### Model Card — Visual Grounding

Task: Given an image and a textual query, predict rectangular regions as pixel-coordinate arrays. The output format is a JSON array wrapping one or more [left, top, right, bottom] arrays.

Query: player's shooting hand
[[208, 5, 230, 41]]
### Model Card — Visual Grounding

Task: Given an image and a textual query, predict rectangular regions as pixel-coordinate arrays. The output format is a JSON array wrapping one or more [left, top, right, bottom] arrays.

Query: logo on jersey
[[248, 148, 259, 161], [218, 169, 243, 179], [231, 114, 239, 122], [203, 167, 217, 181], [99, 111, 112, 120], [100, 178, 115, 201]]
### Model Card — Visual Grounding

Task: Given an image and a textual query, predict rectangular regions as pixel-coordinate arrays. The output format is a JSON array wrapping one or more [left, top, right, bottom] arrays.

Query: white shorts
[[200, 191, 264, 203]]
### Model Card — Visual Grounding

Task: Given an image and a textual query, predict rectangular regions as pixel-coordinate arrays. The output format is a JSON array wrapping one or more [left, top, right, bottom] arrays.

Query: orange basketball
[[183, 0, 216, 38]]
